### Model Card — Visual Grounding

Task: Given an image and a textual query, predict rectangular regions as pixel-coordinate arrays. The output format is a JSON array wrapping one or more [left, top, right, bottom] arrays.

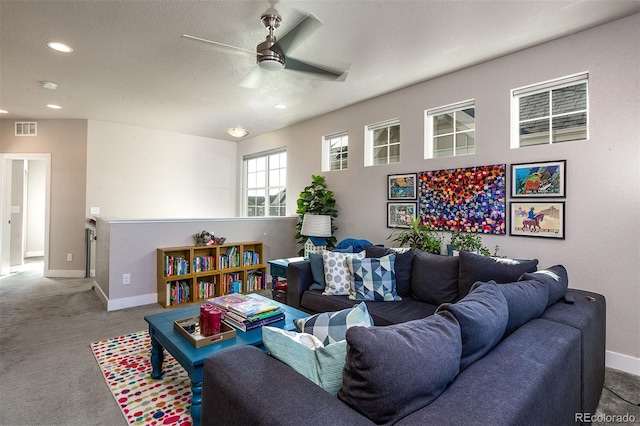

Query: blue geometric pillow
[[347, 253, 401, 301], [294, 302, 374, 345]]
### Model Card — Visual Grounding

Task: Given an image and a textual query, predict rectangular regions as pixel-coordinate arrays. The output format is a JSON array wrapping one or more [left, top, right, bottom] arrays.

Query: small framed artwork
[[510, 201, 565, 239], [387, 202, 417, 228], [388, 173, 417, 200], [511, 160, 566, 198]]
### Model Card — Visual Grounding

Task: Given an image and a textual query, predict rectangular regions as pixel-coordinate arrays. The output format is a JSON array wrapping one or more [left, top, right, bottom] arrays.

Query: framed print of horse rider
[[511, 160, 566, 198], [510, 202, 565, 239]]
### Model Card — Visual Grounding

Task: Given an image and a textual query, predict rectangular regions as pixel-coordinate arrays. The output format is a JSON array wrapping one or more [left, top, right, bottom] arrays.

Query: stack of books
[[207, 293, 285, 332]]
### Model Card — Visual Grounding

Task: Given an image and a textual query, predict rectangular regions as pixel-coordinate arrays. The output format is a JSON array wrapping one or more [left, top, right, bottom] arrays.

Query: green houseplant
[[448, 230, 499, 256], [296, 175, 338, 255], [387, 218, 443, 255]]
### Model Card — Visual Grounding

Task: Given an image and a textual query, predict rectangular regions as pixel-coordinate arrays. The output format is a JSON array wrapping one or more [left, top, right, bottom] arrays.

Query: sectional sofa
[[200, 248, 605, 425]]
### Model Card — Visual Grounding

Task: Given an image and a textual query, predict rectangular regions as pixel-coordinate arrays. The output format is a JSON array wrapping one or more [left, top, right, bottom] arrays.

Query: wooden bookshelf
[[156, 241, 266, 308]]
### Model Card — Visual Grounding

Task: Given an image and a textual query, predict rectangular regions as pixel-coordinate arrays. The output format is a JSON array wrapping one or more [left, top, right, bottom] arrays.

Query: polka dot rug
[[91, 330, 192, 426]]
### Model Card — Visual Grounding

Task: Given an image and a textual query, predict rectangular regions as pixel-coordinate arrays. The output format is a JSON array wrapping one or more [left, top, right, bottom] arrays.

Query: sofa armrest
[[201, 345, 374, 426], [287, 260, 313, 309]]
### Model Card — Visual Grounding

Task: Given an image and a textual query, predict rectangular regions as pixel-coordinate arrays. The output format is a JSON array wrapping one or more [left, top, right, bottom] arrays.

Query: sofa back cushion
[[338, 311, 461, 425], [436, 283, 508, 370], [458, 251, 538, 299], [411, 250, 460, 305], [365, 246, 414, 297], [519, 265, 569, 307], [472, 280, 549, 337]]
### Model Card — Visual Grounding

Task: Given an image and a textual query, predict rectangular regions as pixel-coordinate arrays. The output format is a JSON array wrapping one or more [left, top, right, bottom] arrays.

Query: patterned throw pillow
[[262, 327, 348, 396], [294, 302, 373, 345], [347, 253, 401, 301], [322, 250, 365, 296]]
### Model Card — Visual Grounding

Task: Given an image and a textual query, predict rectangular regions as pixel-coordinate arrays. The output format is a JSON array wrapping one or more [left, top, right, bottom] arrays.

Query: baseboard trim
[[606, 350, 640, 376], [44, 269, 85, 278], [105, 292, 158, 312]]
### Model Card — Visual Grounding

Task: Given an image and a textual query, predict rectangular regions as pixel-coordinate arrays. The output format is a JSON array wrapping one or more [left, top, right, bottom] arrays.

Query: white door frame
[[0, 153, 51, 276]]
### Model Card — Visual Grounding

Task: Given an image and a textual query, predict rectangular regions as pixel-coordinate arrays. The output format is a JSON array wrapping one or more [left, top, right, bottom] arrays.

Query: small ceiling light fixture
[[46, 104, 62, 109], [274, 104, 287, 109], [0, 110, 8, 114], [227, 127, 250, 138], [41, 81, 58, 90], [47, 41, 73, 53]]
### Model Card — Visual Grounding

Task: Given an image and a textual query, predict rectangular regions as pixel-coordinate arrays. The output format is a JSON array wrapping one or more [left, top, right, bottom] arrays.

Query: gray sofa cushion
[[338, 311, 462, 425], [437, 283, 508, 370], [458, 251, 538, 298], [411, 250, 460, 305], [472, 280, 549, 337], [519, 264, 568, 307], [309, 253, 326, 290], [366, 246, 414, 297]]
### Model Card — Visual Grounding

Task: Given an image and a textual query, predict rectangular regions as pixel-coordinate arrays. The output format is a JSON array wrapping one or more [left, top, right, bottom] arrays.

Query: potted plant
[[448, 230, 499, 256], [387, 218, 443, 255], [295, 175, 338, 255]]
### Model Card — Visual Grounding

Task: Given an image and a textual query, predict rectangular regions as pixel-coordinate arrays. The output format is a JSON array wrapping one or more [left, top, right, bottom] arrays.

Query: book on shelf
[[164, 255, 189, 276], [226, 298, 280, 319], [222, 311, 286, 332]]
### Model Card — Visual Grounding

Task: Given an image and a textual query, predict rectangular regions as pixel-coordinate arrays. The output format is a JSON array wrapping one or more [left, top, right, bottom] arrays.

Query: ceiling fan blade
[[239, 68, 266, 89], [285, 57, 347, 80], [272, 13, 322, 55], [182, 34, 259, 58]]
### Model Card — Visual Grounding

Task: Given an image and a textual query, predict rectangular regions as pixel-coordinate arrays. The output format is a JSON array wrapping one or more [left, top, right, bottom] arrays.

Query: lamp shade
[[301, 214, 332, 237]]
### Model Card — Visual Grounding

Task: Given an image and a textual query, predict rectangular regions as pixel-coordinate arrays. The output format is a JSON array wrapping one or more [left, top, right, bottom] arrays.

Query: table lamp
[[301, 213, 332, 257]]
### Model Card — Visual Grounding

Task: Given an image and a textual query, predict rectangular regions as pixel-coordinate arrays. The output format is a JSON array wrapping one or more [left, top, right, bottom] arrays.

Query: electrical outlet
[[123, 273, 131, 285], [67, 253, 73, 262]]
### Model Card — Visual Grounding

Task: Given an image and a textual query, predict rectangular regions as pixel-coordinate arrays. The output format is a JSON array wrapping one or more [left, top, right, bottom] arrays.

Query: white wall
[[238, 15, 640, 372], [87, 120, 238, 219]]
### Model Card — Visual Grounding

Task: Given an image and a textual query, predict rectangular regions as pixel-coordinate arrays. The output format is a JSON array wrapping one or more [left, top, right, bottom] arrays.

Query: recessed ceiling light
[[46, 104, 62, 109], [41, 81, 58, 90], [0, 110, 8, 114], [47, 41, 73, 53], [227, 128, 249, 138], [275, 104, 287, 109]]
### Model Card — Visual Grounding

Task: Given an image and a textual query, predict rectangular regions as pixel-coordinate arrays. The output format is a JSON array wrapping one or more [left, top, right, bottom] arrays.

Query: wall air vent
[[15, 122, 37, 136]]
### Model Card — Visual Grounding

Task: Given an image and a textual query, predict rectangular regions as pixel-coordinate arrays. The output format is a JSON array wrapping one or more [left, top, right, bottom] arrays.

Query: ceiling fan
[[182, 7, 347, 88]]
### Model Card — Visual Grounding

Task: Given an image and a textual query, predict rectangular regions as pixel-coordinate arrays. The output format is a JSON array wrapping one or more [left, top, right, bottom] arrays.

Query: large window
[[425, 100, 475, 158], [512, 72, 588, 148], [365, 119, 400, 166], [322, 132, 348, 171], [244, 150, 286, 217]]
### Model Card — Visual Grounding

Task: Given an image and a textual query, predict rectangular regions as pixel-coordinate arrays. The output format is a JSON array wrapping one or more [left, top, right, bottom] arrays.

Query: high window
[[511, 72, 588, 148], [322, 132, 348, 171], [365, 119, 400, 166], [243, 149, 286, 217], [425, 100, 475, 158]]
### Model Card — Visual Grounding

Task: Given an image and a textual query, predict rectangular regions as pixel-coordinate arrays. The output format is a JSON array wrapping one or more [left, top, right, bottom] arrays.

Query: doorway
[[0, 153, 51, 276]]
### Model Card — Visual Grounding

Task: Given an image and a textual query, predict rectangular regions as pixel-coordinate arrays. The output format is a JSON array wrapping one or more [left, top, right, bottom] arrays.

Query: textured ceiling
[[1, 0, 638, 142]]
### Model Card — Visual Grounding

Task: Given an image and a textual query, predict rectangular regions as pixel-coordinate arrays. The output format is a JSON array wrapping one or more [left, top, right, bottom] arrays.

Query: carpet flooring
[[1, 260, 638, 425]]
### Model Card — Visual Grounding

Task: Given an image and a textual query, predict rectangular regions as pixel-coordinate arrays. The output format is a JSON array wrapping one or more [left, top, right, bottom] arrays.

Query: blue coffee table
[[144, 293, 308, 426]]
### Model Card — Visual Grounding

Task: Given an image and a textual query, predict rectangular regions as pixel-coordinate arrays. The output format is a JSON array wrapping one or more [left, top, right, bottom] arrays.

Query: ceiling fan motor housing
[[258, 10, 285, 71]]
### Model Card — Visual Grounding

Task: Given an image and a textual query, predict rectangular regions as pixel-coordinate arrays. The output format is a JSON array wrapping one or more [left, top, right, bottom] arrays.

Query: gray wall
[[238, 15, 640, 371], [94, 217, 298, 310]]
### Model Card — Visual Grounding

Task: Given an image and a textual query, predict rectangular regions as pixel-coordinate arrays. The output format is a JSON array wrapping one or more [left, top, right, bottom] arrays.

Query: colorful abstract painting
[[418, 164, 506, 234]]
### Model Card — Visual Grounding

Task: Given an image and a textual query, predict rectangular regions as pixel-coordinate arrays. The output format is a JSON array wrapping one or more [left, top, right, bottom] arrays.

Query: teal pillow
[[262, 327, 347, 396], [294, 302, 373, 345], [347, 253, 401, 301]]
